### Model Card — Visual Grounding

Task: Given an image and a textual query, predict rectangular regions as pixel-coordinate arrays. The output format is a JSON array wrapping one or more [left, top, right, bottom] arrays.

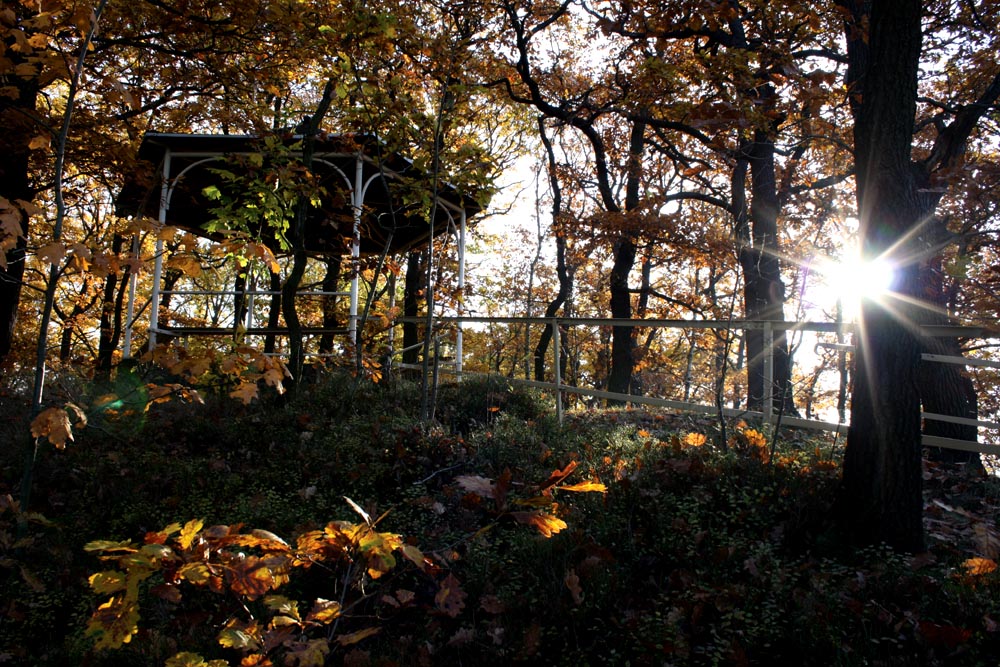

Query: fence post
[[763, 321, 774, 424], [553, 317, 563, 425]]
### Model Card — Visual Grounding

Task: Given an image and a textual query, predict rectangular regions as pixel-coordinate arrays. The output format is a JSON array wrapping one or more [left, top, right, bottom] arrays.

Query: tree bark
[[0, 22, 39, 363], [96, 234, 130, 376], [606, 120, 646, 400], [736, 130, 796, 415], [840, 0, 925, 552], [402, 249, 423, 367], [319, 256, 341, 354]]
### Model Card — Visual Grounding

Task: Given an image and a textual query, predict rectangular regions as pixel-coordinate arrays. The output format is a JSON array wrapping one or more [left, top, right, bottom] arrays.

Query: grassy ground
[[1, 371, 999, 666]]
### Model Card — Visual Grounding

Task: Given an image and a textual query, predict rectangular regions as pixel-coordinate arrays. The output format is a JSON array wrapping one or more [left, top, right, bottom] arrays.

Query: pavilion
[[117, 131, 484, 361]]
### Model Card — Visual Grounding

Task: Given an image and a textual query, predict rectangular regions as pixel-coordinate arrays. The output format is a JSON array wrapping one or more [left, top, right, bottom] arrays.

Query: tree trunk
[[606, 120, 646, 401], [737, 131, 795, 415], [0, 36, 38, 364], [96, 234, 129, 376], [402, 249, 423, 366], [263, 269, 281, 354], [840, 0, 925, 552], [319, 256, 341, 354]]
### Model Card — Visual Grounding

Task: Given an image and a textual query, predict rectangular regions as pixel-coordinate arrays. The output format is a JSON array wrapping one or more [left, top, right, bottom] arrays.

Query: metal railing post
[[553, 317, 563, 425], [763, 321, 774, 424]]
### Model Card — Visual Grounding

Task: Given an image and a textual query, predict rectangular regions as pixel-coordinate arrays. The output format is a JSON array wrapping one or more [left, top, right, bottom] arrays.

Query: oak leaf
[[435, 573, 467, 618], [511, 511, 567, 537]]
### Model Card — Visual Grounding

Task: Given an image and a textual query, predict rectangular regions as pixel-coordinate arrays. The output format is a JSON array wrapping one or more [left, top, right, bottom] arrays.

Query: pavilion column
[[148, 149, 171, 350], [349, 153, 362, 344]]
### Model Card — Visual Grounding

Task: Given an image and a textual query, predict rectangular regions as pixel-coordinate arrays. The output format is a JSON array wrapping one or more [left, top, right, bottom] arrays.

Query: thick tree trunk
[[0, 52, 38, 364], [607, 235, 638, 398], [840, 0, 925, 552], [738, 132, 796, 415]]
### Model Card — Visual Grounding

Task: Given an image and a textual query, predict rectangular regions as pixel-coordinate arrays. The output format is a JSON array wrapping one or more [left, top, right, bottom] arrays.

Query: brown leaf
[[455, 475, 494, 498], [564, 569, 583, 605], [435, 573, 467, 618]]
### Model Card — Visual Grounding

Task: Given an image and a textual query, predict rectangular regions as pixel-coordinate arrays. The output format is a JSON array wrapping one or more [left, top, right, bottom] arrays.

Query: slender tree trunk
[[403, 249, 422, 367], [96, 233, 126, 375], [233, 271, 248, 334], [607, 120, 645, 400], [840, 0, 925, 552], [533, 118, 574, 382], [264, 269, 281, 354]]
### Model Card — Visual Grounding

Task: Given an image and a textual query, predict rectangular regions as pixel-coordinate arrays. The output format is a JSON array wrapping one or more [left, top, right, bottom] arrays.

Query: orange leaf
[[511, 511, 567, 537], [558, 480, 607, 493], [227, 556, 275, 599], [305, 598, 341, 625], [963, 557, 997, 576], [538, 461, 578, 493]]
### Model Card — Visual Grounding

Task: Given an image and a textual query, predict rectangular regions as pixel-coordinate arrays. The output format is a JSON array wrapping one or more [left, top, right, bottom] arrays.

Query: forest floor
[[1, 371, 999, 666]]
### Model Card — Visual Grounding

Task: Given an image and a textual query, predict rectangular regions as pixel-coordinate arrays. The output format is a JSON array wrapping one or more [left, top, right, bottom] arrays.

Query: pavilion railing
[[394, 316, 1000, 457]]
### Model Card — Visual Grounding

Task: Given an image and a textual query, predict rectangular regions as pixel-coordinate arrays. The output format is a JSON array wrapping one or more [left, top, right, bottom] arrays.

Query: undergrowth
[[1, 370, 998, 665]]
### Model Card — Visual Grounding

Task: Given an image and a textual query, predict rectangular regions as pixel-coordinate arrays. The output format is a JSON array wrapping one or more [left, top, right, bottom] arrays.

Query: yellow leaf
[[178, 562, 211, 585], [399, 544, 427, 571], [178, 519, 203, 550], [86, 595, 140, 649]]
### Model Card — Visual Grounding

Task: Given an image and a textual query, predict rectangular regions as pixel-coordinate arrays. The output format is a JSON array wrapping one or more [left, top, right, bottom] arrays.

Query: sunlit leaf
[[178, 519, 204, 550], [30, 407, 74, 448], [963, 557, 997, 576], [557, 480, 607, 493], [86, 595, 139, 649], [335, 627, 380, 647], [88, 571, 127, 594], [511, 511, 567, 537], [304, 598, 341, 625], [178, 562, 211, 585]]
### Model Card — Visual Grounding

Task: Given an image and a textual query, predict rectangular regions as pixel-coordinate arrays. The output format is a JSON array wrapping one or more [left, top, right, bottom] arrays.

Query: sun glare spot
[[815, 254, 895, 313]]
